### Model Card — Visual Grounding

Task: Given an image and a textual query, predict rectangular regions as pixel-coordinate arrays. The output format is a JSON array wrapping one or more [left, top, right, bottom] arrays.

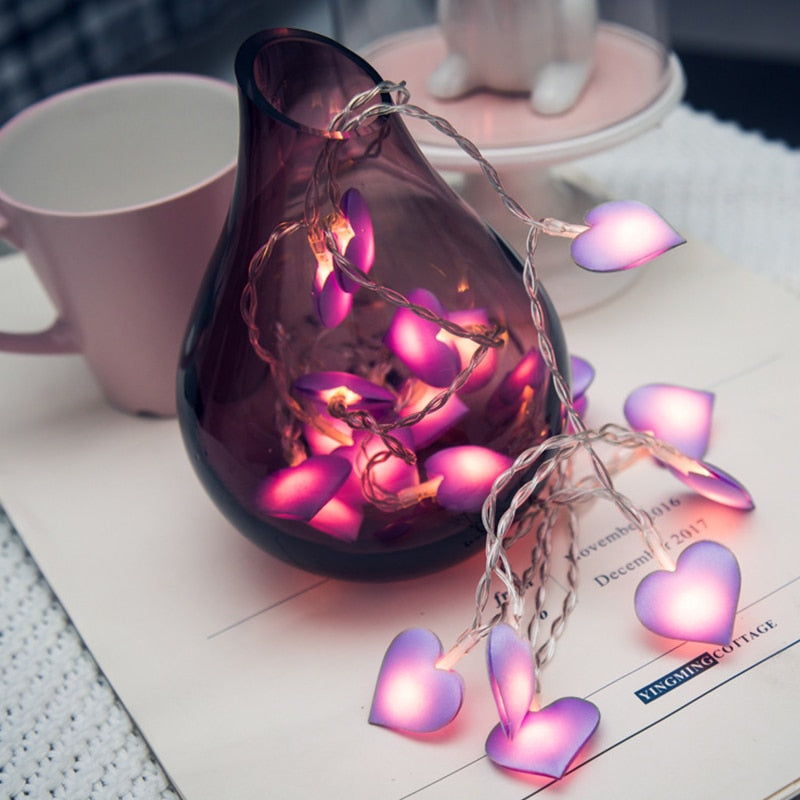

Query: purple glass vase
[[177, 29, 568, 579]]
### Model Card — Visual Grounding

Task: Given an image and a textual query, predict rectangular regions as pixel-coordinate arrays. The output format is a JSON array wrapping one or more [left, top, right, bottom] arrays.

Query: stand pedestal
[[364, 24, 685, 316]]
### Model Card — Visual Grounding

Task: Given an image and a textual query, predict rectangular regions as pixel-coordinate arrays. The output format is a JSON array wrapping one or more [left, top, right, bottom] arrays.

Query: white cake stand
[[364, 24, 685, 316]]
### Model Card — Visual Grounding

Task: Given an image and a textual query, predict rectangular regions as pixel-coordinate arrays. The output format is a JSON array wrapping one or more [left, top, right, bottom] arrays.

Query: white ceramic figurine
[[428, 0, 598, 114]]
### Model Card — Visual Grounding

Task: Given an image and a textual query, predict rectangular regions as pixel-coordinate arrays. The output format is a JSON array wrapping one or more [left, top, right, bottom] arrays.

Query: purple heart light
[[625, 383, 714, 459], [307, 495, 364, 542], [442, 307, 498, 393], [424, 445, 514, 512], [336, 188, 375, 292], [571, 200, 685, 272], [487, 624, 535, 738], [384, 288, 461, 388], [313, 264, 352, 328], [370, 628, 464, 734], [255, 454, 351, 520], [488, 348, 545, 422], [334, 428, 420, 505], [486, 697, 600, 778], [294, 371, 396, 415], [666, 457, 755, 510], [634, 540, 741, 645], [398, 382, 469, 449]]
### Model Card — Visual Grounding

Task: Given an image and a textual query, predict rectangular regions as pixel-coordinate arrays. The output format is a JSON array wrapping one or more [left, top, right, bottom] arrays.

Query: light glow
[[370, 628, 464, 733], [488, 348, 545, 421], [634, 540, 741, 645], [255, 455, 351, 520], [440, 308, 498, 393], [571, 200, 685, 272], [625, 383, 714, 459], [335, 188, 374, 292], [487, 624, 535, 738], [668, 460, 754, 510], [334, 429, 420, 504], [398, 382, 469, 449], [485, 697, 600, 778], [294, 371, 395, 416], [308, 495, 363, 542], [384, 288, 460, 388], [424, 445, 513, 511]]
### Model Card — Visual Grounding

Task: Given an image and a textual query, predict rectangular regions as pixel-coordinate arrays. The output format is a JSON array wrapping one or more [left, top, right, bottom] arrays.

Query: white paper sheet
[[1, 241, 799, 799]]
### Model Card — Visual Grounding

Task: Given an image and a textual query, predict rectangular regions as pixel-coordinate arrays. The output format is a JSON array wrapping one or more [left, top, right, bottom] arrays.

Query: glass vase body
[[177, 29, 569, 580]]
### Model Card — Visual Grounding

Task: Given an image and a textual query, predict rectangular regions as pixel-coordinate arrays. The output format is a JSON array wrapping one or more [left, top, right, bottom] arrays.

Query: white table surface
[[1, 103, 799, 799]]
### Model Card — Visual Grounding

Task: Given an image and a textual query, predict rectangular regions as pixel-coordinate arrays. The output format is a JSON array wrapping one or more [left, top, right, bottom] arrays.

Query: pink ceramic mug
[[0, 73, 238, 415]]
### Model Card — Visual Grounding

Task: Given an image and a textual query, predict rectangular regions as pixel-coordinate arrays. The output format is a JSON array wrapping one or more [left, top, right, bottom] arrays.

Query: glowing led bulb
[[571, 200, 685, 272], [634, 540, 741, 645], [487, 624, 534, 737], [255, 455, 351, 520], [369, 628, 464, 733], [440, 307, 498, 393], [625, 383, 714, 459], [335, 188, 375, 291], [486, 697, 600, 778], [424, 445, 513, 512], [398, 382, 469, 449], [384, 288, 460, 387]]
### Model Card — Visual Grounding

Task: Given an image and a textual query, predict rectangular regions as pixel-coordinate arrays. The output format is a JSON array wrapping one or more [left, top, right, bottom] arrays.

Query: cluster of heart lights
[[368, 378, 751, 777], [243, 81, 755, 780]]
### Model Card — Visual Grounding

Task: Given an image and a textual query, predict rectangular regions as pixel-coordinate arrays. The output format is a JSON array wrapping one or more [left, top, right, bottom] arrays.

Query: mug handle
[[0, 211, 79, 354]]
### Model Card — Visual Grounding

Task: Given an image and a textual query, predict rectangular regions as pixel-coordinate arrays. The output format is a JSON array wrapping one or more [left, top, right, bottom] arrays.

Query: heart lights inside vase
[[178, 28, 572, 580], [175, 28, 755, 785]]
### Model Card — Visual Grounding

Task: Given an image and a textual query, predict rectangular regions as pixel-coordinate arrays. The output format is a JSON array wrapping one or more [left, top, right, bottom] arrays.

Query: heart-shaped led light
[[488, 348, 545, 422], [369, 628, 464, 733], [424, 445, 513, 511], [308, 495, 364, 541], [313, 265, 352, 328], [442, 307, 498, 393], [398, 382, 469, 449], [571, 200, 685, 272], [625, 383, 714, 459], [486, 697, 600, 778], [335, 188, 375, 292], [334, 429, 420, 505], [294, 371, 396, 416], [384, 289, 461, 388], [634, 540, 741, 645], [667, 458, 755, 510], [255, 455, 351, 520], [487, 624, 535, 738]]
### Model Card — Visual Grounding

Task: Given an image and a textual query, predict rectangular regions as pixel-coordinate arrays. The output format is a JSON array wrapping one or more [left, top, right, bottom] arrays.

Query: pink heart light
[[487, 624, 535, 738], [307, 495, 363, 542], [398, 382, 469, 449], [634, 540, 741, 645], [486, 697, 600, 778], [294, 371, 396, 416], [424, 445, 514, 512], [488, 348, 545, 422], [369, 628, 464, 733], [571, 200, 685, 272], [625, 383, 714, 459], [334, 429, 420, 505], [442, 307, 498, 393], [335, 188, 375, 292], [313, 265, 352, 328], [255, 454, 351, 520], [384, 288, 460, 388], [666, 457, 754, 510]]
